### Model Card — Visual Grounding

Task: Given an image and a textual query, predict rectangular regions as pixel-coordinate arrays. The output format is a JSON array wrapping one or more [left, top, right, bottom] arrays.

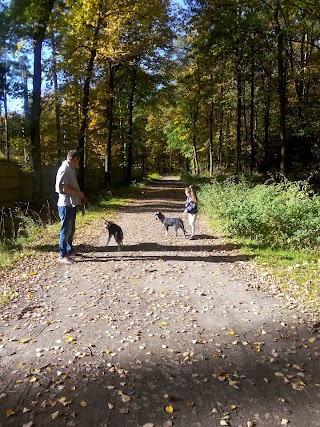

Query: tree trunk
[[77, 16, 103, 190], [278, 34, 287, 175], [51, 35, 62, 163], [249, 49, 256, 172], [235, 60, 242, 175], [218, 109, 224, 168], [104, 63, 116, 185], [262, 75, 271, 174], [126, 67, 137, 183], [208, 98, 214, 176], [30, 36, 43, 200], [77, 47, 96, 190], [30, 0, 55, 201], [274, 2, 287, 176]]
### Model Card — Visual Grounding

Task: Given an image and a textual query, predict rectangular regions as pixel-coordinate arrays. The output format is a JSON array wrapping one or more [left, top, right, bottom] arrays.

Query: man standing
[[55, 150, 87, 264]]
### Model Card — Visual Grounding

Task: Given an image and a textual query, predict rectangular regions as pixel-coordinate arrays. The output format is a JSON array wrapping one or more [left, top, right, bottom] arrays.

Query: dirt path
[[0, 178, 319, 427]]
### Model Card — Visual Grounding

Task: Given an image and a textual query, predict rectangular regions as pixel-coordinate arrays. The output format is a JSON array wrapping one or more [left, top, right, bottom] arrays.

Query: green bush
[[199, 179, 320, 250]]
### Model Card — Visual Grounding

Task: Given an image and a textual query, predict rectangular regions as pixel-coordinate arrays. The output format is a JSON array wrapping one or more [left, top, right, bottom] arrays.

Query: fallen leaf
[[229, 380, 240, 389], [6, 409, 15, 417], [51, 411, 60, 419], [57, 397, 72, 406], [165, 405, 174, 414]]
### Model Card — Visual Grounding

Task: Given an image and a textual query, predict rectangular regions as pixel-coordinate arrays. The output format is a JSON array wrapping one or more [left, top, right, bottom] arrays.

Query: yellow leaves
[[29, 376, 37, 383], [29, 271, 37, 276], [213, 370, 240, 389], [64, 334, 77, 344], [254, 342, 264, 352], [80, 400, 88, 407], [228, 331, 235, 335], [6, 409, 15, 417], [309, 337, 316, 343], [57, 397, 72, 406], [165, 404, 174, 414], [57, 372, 68, 380], [19, 338, 33, 344]]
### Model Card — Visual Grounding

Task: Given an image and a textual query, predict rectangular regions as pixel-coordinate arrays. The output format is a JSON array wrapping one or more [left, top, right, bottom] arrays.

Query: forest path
[[0, 178, 319, 427]]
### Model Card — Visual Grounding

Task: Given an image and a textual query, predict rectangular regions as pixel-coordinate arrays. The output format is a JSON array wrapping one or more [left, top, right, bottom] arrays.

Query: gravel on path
[[0, 179, 319, 427]]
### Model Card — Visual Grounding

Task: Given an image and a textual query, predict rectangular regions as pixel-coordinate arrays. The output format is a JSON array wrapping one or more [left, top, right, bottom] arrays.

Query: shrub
[[199, 179, 320, 250]]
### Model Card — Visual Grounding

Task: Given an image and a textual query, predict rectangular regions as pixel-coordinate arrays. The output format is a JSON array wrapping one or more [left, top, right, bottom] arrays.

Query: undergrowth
[[197, 176, 320, 316]]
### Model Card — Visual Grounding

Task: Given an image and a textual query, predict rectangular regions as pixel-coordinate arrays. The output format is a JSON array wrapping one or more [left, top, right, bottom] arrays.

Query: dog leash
[[82, 199, 109, 222]]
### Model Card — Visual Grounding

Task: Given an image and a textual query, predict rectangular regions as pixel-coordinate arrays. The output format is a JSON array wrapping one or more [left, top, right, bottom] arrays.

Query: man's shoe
[[59, 256, 75, 265]]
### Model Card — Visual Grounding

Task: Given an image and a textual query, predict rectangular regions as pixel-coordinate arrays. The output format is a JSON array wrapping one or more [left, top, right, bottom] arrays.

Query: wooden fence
[[0, 163, 143, 207]]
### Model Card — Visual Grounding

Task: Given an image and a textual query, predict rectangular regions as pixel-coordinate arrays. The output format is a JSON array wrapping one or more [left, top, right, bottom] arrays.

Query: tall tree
[[10, 0, 55, 200]]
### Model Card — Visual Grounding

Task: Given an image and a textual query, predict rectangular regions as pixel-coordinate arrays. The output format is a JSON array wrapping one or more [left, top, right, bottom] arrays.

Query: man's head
[[67, 150, 80, 168]]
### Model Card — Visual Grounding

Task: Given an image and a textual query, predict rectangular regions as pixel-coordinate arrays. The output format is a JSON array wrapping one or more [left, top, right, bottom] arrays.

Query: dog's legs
[[106, 234, 111, 246], [165, 226, 168, 236]]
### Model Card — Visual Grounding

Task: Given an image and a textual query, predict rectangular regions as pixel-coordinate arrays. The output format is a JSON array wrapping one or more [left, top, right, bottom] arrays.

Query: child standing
[[184, 185, 198, 240]]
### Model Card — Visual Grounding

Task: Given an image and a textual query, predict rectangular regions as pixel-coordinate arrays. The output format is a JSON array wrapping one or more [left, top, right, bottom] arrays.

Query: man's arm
[[61, 184, 85, 200]]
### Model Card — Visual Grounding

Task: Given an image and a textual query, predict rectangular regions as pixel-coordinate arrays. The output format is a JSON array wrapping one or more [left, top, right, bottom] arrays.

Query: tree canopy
[[1, 0, 320, 196]]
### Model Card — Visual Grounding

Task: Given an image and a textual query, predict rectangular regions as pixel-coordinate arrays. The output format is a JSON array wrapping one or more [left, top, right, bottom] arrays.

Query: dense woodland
[[0, 0, 320, 198]]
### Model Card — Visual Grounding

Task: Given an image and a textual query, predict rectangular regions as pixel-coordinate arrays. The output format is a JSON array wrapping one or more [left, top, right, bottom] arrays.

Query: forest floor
[[0, 177, 320, 427]]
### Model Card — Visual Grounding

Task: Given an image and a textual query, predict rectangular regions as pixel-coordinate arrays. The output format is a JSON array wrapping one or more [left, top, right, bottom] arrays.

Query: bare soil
[[0, 178, 320, 427]]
